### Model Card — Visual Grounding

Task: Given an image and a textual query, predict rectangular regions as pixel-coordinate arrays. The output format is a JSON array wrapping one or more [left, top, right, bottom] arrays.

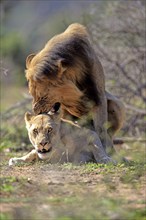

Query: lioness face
[[25, 112, 60, 159]]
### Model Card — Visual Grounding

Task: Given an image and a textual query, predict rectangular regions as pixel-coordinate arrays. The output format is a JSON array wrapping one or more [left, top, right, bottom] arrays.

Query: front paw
[[9, 158, 18, 166]]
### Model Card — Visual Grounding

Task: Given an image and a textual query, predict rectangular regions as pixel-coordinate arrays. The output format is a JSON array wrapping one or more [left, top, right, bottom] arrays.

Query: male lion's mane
[[25, 23, 104, 116]]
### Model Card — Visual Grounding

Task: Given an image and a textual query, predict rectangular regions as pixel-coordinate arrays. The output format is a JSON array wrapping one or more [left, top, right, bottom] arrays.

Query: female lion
[[9, 104, 114, 166]]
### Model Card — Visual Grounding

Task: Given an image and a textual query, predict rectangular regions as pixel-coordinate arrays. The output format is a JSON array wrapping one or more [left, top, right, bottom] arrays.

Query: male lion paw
[[99, 156, 116, 165], [9, 158, 19, 166]]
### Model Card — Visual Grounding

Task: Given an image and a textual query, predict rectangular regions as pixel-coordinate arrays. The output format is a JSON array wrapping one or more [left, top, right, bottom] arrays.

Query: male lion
[[64, 91, 126, 140], [9, 106, 113, 166], [25, 23, 110, 150], [106, 91, 125, 138]]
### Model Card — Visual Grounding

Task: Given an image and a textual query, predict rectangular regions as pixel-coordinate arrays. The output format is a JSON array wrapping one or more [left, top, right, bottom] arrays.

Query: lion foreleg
[[89, 131, 115, 164], [9, 149, 38, 166], [92, 94, 114, 155]]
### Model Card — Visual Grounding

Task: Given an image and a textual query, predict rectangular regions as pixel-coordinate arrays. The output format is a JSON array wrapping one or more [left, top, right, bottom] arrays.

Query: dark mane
[[35, 36, 93, 79]]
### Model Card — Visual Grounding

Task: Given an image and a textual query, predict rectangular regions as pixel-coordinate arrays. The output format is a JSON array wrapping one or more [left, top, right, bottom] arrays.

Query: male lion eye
[[33, 129, 38, 135], [48, 127, 52, 133]]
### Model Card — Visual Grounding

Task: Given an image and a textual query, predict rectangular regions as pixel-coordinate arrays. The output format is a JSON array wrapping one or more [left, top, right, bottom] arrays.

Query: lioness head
[[25, 103, 61, 159]]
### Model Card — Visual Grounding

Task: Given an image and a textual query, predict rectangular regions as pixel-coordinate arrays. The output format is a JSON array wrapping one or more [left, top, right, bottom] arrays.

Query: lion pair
[[9, 23, 125, 166]]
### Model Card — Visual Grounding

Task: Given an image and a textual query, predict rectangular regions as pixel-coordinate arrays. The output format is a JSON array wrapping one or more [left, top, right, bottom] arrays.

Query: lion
[[9, 105, 114, 166], [106, 91, 125, 138], [63, 91, 126, 139], [25, 23, 111, 151]]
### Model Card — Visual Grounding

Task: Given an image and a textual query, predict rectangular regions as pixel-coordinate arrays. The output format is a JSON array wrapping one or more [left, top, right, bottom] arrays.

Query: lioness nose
[[40, 142, 47, 147]]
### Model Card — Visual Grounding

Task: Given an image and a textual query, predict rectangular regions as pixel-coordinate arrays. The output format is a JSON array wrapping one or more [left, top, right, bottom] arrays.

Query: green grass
[[0, 213, 12, 220], [0, 177, 17, 193], [0, 162, 145, 220], [0, 139, 145, 220]]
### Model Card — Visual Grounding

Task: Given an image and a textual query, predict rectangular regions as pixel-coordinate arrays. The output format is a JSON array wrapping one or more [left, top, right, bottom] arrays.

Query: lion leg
[[107, 95, 126, 137], [89, 131, 115, 164], [9, 149, 38, 166], [92, 93, 115, 155]]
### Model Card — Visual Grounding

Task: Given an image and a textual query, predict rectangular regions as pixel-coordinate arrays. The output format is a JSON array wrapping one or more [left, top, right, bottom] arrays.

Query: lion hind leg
[[107, 98, 126, 137]]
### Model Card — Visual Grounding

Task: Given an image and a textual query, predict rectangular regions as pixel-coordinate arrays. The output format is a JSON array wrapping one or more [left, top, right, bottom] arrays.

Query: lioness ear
[[26, 53, 35, 69], [25, 112, 33, 123]]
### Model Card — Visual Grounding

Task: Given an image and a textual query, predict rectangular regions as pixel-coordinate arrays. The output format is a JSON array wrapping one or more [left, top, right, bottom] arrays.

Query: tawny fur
[[106, 91, 126, 137], [25, 23, 125, 150], [25, 23, 104, 116], [9, 111, 114, 166]]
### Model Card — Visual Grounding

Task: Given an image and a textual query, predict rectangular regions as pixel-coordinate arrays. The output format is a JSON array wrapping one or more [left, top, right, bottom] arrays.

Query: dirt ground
[[0, 143, 146, 220]]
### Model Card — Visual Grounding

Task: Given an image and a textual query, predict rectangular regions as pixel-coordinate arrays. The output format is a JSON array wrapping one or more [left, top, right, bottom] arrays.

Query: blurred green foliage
[[1, 33, 25, 64]]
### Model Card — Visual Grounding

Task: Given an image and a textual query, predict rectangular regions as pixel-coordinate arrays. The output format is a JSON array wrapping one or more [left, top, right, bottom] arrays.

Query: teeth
[[38, 147, 52, 154]]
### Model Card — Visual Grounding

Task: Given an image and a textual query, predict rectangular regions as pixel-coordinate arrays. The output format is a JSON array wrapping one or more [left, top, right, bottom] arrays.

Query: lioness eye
[[33, 129, 38, 135], [48, 127, 52, 133]]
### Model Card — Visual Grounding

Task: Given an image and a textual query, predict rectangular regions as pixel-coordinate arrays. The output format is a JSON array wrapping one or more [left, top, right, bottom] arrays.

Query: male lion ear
[[57, 59, 67, 78], [48, 103, 61, 122], [25, 112, 33, 123], [26, 53, 36, 69], [48, 103, 61, 115]]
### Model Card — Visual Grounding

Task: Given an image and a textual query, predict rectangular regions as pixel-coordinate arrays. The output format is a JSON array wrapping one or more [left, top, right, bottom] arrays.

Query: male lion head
[[25, 23, 100, 116], [25, 103, 61, 160]]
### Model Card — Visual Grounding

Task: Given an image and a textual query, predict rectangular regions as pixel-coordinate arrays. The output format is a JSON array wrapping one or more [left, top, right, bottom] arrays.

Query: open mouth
[[37, 147, 52, 154]]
